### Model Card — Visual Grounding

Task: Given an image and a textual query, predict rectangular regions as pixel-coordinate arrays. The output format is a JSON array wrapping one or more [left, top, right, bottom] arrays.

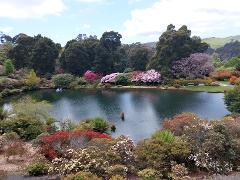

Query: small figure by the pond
[[120, 112, 125, 120]]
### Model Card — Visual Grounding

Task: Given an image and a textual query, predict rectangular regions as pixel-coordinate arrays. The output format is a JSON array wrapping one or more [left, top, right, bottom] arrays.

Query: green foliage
[[224, 85, 240, 113], [148, 24, 208, 76], [27, 162, 49, 176], [107, 164, 128, 177], [0, 114, 45, 140], [128, 45, 151, 71], [4, 59, 14, 75], [137, 168, 160, 180], [116, 74, 130, 86], [53, 73, 75, 88], [0, 107, 8, 121], [152, 130, 175, 143], [25, 69, 40, 87], [31, 36, 58, 75], [109, 175, 126, 180], [64, 171, 101, 180], [224, 56, 240, 68], [77, 117, 110, 133], [11, 97, 52, 122], [135, 137, 190, 172], [235, 61, 240, 71]]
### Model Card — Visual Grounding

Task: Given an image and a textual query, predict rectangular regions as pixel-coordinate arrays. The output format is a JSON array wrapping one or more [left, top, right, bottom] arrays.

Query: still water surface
[[5, 89, 229, 141]]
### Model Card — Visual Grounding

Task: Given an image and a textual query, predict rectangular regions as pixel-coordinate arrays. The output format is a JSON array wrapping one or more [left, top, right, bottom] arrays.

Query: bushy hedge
[[52, 73, 74, 88]]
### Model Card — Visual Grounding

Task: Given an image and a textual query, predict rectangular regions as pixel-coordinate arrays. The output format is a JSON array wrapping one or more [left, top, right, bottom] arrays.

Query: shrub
[[25, 69, 40, 87], [0, 115, 45, 140], [53, 73, 75, 88], [4, 140, 26, 160], [229, 76, 239, 85], [170, 163, 189, 180], [152, 130, 175, 143], [76, 77, 87, 85], [135, 138, 190, 173], [109, 175, 126, 180], [101, 73, 120, 84], [224, 85, 240, 113], [171, 53, 214, 79], [41, 130, 112, 159], [77, 118, 110, 133], [116, 74, 130, 86], [163, 113, 200, 136], [64, 171, 101, 180], [84, 70, 99, 82], [27, 162, 49, 176], [211, 70, 232, 81], [4, 59, 14, 75], [137, 168, 160, 180], [185, 121, 236, 174], [107, 164, 128, 177]]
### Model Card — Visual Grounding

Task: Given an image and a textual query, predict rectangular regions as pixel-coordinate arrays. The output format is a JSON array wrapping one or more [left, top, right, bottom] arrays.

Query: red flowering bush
[[40, 130, 111, 159], [84, 70, 100, 82]]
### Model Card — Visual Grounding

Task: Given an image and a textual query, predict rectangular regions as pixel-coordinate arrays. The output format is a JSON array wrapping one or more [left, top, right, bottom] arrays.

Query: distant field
[[203, 35, 240, 49]]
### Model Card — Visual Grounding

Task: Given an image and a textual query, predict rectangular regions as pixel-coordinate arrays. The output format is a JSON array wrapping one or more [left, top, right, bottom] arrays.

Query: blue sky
[[1, 0, 240, 46]]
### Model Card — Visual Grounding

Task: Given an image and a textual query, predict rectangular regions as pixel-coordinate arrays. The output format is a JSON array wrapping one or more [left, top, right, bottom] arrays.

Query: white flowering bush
[[49, 147, 109, 176], [110, 136, 135, 164], [101, 73, 121, 83], [49, 136, 135, 177], [184, 121, 236, 174]]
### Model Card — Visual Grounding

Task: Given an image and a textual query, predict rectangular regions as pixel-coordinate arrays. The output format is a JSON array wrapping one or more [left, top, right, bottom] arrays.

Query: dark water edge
[[2, 89, 230, 141]]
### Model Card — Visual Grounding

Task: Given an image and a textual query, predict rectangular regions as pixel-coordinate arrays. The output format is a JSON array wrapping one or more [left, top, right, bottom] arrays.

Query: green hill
[[203, 35, 240, 49]]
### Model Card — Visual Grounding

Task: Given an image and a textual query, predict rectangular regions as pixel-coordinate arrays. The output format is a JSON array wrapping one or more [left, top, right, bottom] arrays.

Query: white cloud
[[123, 0, 240, 39], [76, 0, 106, 2], [0, 0, 66, 19], [0, 26, 13, 33], [83, 24, 91, 29]]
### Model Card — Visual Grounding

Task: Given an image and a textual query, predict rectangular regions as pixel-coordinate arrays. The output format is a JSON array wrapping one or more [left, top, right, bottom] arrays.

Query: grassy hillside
[[203, 35, 240, 49]]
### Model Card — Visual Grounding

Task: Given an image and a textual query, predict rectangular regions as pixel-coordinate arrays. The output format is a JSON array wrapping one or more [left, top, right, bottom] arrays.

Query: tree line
[[0, 24, 208, 77]]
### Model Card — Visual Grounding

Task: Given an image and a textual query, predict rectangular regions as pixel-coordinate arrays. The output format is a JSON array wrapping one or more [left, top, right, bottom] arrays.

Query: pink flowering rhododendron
[[131, 70, 161, 83], [141, 69, 161, 83], [101, 73, 121, 83], [84, 70, 99, 82]]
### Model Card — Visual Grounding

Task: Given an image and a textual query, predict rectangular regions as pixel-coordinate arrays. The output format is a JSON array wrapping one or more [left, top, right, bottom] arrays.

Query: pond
[[3, 89, 229, 141]]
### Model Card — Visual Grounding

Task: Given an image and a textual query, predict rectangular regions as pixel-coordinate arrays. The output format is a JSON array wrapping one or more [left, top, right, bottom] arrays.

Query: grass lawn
[[182, 85, 233, 93]]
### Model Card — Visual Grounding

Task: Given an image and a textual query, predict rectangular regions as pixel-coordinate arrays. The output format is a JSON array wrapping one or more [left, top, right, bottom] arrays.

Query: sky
[[0, 0, 240, 46]]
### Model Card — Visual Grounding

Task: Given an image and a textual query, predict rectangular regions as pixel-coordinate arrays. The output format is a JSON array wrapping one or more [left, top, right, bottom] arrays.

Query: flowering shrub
[[211, 70, 232, 81], [130, 70, 161, 84], [184, 121, 236, 174], [27, 162, 49, 176], [170, 163, 189, 180], [83, 70, 99, 82], [49, 147, 110, 176], [110, 136, 135, 165], [163, 113, 200, 136], [41, 130, 111, 159], [141, 69, 161, 84], [229, 76, 240, 85], [101, 73, 120, 84], [171, 53, 214, 79]]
